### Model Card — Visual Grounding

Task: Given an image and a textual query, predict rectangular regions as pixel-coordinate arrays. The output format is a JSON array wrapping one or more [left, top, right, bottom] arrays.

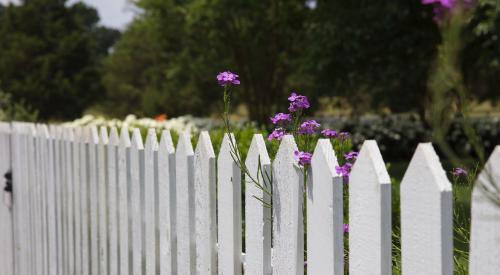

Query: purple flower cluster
[[422, 0, 455, 8], [294, 151, 312, 166], [343, 223, 349, 234], [321, 129, 337, 138], [217, 71, 240, 86], [267, 128, 286, 141], [298, 120, 320, 135], [335, 150, 358, 183], [288, 92, 310, 112], [270, 113, 292, 125], [451, 167, 468, 177], [344, 151, 359, 161]]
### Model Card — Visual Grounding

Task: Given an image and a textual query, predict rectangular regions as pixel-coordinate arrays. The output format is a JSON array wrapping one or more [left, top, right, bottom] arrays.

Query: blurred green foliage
[[0, 0, 120, 120]]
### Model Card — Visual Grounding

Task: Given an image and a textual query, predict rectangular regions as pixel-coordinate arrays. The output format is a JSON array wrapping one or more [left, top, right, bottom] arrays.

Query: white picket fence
[[0, 121, 499, 275]]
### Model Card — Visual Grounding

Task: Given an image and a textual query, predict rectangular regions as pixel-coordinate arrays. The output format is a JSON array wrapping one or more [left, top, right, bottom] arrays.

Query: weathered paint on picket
[[272, 135, 304, 275], [108, 127, 120, 275], [118, 127, 131, 275], [73, 127, 82, 275], [89, 126, 100, 275], [158, 130, 176, 275], [307, 139, 344, 275], [400, 143, 453, 275], [0, 123, 13, 275], [469, 146, 500, 275], [98, 126, 109, 275], [217, 134, 242, 275], [130, 128, 144, 275], [194, 131, 217, 274], [349, 140, 392, 275], [244, 134, 272, 275], [144, 129, 158, 275], [80, 127, 91, 275], [176, 132, 196, 275]]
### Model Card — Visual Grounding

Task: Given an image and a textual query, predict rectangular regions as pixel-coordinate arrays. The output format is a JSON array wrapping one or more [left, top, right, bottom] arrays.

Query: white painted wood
[[272, 135, 304, 275], [46, 126, 58, 275], [65, 128, 76, 274], [469, 146, 500, 275], [40, 125, 50, 275], [80, 127, 91, 275], [158, 130, 176, 275], [194, 131, 217, 275], [98, 126, 109, 275], [144, 129, 159, 275], [118, 127, 131, 275], [307, 139, 344, 275], [89, 126, 100, 275], [244, 134, 271, 275], [0, 123, 13, 275], [72, 127, 82, 275], [130, 129, 144, 275], [349, 140, 392, 275], [176, 132, 196, 275], [27, 125, 38, 275], [107, 127, 120, 275], [400, 143, 453, 275], [217, 133, 242, 275]]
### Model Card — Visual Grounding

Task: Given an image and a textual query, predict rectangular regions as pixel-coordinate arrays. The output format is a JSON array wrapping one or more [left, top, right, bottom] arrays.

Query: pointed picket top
[[349, 140, 391, 275], [177, 131, 194, 156], [90, 126, 99, 145], [159, 130, 175, 154], [311, 139, 338, 177], [131, 128, 144, 150], [308, 139, 343, 275], [469, 146, 500, 275], [73, 127, 82, 142], [272, 134, 304, 275], [119, 127, 131, 147], [218, 133, 236, 162], [244, 134, 272, 275], [145, 128, 159, 152], [81, 127, 91, 143], [67, 127, 75, 142], [400, 143, 453, 275], [195, 131, 215, 159], [99, 126, 109, 145], [109, 127, 119, 146], [40, 124, 50, 139]]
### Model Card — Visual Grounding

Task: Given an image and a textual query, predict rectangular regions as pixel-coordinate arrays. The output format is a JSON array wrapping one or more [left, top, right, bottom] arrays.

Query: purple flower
[[337, 131, 350, 141], [451, 167, 468, 177], [267, 128, 286, 141], [270, 113, 292, 125], [298, 120, 320, 135], [294, 151, 312, 166], [321, 129, 338, 138], [288, 92, 310, 112], [217, 71, 240, 86], [343, 223, 349, 234], [336, 162, 353, 182], [344, 151, 359, 162], [422, 0, 455, 9]]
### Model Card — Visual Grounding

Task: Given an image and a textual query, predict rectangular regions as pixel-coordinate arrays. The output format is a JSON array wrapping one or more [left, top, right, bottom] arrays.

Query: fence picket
[[158, 130, 176, 275], [108, 127, 120, 275], [272, 135, 304, 275], [217, 134, 242, 275], [244, 134, 271, 275], [80, 127, 91, 275], [72, 127, 82, 275], [469, 146, 500, 274], [176, 132, 196, 275], [65, 128, 76, 274], [400, 143, 453, 275], [349, 140, 391, 274], [194, 131, 217, 274], [307, 139, 343, 274], [46, 126, 58, 275], [131, 129, 144, 275], [98, 127, 109, 275], [89, 126, 100, 275], [118, 127, 131, 275], [144, 129, 159, 275], [0, 123, 13, 275]]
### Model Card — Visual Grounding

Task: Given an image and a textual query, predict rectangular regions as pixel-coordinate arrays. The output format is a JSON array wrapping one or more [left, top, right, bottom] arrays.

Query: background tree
[[0, 0, 120, 120]]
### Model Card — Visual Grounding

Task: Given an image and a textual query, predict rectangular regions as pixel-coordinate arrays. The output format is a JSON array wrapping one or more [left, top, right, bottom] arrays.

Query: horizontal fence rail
[[0, 122, 499, 274]]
